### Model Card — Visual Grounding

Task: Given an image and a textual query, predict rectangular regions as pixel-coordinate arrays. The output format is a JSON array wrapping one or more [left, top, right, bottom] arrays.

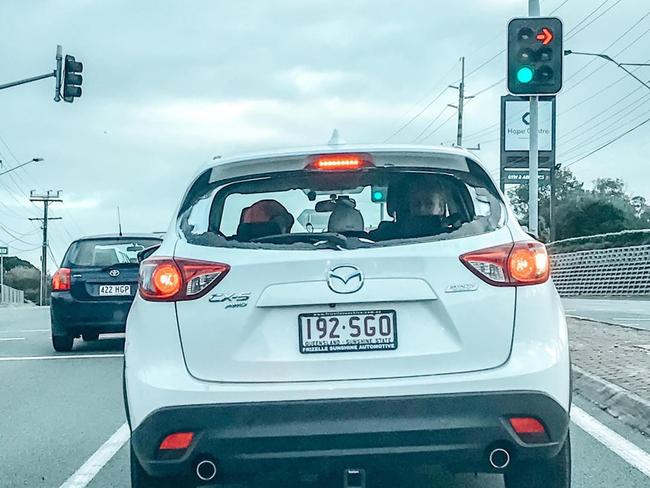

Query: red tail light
[[159, 432, 194, 450], [52, 268, 71, 291], [307, 153, 374, 171], [460, 241, 550, 286], [139, 258, 230, 302]]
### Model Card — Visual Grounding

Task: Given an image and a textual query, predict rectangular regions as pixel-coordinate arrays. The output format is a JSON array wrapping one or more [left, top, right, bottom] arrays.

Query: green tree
[[507, 167, 649, 241]]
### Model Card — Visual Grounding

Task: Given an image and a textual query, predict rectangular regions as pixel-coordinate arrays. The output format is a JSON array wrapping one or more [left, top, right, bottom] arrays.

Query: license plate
[[99, 284, 131, 296], [298, 310, 397, 354]]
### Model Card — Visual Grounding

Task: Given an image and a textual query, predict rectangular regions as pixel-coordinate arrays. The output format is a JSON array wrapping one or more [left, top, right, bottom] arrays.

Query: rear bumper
[[51, 292, 132, 334], [130, 391, 569, 481]]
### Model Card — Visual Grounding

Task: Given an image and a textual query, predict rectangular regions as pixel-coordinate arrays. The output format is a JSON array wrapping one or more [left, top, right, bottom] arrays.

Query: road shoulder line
[[571, 405, 650, 478]]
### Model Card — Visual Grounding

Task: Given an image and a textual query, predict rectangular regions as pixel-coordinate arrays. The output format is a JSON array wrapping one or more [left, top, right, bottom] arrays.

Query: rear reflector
[[52, 268, 71, 291], [510, 417, 546, 434], [509, 417, 549, 443], [308, 154, 373, 171], [460, 241, 550, 286], [159, 432, 194, 450]]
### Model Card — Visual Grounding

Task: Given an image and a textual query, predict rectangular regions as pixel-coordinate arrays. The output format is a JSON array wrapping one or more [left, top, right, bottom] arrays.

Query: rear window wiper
[[100, 262, 139, 271], [249, 232, 349, 249]]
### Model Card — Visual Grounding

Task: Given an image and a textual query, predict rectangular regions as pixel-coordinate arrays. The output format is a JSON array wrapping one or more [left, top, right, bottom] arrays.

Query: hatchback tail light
[[52, 268, 71, 291], [460, 241, 550, 286], [139, 258, 230, 302]]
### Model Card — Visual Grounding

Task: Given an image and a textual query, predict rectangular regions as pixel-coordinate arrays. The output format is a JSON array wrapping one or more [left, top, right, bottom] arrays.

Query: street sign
[[0, 246, 8, 256], [502, 169, 550, 184], [500, 95, 556, 189], [504, 99, 553, 151], [507, 17, 563, 95]]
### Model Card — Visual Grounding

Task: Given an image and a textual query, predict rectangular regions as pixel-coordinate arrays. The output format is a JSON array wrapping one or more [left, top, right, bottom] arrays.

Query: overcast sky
[[1, 0, 648, 269]]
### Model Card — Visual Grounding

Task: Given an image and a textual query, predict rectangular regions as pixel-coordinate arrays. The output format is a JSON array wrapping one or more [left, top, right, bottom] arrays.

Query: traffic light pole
[[528, 0, 540, 237]]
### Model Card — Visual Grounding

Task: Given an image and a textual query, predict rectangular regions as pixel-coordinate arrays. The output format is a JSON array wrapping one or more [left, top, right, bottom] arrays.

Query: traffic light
[[507, 17, 563, 95], [63, 55, 83, 102], [371, 186, 387, 203]]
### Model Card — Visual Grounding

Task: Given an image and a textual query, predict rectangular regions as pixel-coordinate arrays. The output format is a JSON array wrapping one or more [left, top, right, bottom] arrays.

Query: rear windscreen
[[63, 238, 162, 267], [180, 166, 504, 250]]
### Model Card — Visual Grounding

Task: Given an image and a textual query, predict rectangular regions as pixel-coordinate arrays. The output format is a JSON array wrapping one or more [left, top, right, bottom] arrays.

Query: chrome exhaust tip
[[195, 459, 217, 482], [489, 448, 511, 469]]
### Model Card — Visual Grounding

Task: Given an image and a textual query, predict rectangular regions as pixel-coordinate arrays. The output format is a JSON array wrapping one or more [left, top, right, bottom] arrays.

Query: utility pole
[[29, 191, 63, 306], [448, 57, 474, 147], [528, 0, 541, 237]]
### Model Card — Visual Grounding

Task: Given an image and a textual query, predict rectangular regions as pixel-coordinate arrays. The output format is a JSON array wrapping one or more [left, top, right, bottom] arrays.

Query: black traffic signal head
[[63, 54, 83, 102], [371, 186, 387, 203], [507, 17, 563, 95]]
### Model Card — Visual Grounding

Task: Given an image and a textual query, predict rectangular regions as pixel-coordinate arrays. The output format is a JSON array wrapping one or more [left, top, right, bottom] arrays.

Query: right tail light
[[52, 268, 71, 291], [460, 241, 550, 286], [139, 257, 230, 302]]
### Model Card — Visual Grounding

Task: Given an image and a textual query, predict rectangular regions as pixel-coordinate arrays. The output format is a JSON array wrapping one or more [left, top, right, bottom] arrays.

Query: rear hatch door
[[174, 227, 515, 383]]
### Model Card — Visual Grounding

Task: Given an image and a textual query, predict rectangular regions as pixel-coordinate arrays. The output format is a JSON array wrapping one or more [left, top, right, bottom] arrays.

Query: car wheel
[[52, 334, 74, 352], [82, 332, 99, 342], [504, 432, 571, 488]]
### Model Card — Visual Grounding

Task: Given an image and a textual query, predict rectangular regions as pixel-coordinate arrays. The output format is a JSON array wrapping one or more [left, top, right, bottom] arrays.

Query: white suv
[[124, 145, 571, 488]]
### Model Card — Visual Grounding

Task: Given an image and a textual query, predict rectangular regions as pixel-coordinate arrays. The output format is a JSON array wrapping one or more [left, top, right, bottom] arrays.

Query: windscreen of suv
[[63, 238, 162, 266], [180, 166, 505, 250]]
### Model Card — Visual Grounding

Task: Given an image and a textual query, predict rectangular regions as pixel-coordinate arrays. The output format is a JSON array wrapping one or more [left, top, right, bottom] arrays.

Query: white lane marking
[[0, 329, 49, 333], [571, 405, 650, 478], [59, 423, 130, 488], [0, 337, 25, 341], [0, 353, 123, 362], [612, 317, 650, 321]]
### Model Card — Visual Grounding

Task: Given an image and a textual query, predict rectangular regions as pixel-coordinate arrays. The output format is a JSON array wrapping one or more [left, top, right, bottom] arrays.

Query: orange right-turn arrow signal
[[536, 27, 554, 45]]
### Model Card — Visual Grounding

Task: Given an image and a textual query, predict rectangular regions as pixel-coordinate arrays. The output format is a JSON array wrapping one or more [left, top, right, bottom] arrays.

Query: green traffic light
[[517, 66, 534, 84], [372, 190, 384, 202]]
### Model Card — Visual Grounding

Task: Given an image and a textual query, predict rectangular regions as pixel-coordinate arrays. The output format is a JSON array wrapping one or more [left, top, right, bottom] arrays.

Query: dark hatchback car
[[50, 234, 162, 352]]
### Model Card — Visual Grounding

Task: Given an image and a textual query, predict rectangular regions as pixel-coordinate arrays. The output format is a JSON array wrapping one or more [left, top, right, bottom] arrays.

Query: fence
[[551, 245, 650, 297], [0, 284, 25, 305]]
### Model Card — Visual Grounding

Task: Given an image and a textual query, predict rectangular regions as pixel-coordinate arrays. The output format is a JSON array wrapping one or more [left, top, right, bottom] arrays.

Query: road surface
[[1, 307, 649, 487], [563, 297, 650, 330]]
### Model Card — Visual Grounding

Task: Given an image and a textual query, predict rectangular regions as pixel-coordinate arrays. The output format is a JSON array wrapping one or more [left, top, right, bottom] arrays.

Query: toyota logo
[[108, 269, 120, 277], [327, 265, 364, 294]]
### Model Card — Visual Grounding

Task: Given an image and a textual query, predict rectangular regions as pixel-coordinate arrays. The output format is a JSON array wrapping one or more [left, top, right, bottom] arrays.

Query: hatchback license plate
[[299, 310, 397, 354], [99, 284, 131, 296]]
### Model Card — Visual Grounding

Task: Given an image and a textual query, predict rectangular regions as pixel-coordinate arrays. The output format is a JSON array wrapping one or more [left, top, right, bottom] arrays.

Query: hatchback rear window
[[180, 163, 504, 250], [63, 238, 162, 267]]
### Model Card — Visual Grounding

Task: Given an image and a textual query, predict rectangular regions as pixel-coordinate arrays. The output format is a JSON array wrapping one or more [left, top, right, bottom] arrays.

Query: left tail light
[[52, 268, 71, 291], [460, 241, 550, 286], [139, 257, 230, 302]]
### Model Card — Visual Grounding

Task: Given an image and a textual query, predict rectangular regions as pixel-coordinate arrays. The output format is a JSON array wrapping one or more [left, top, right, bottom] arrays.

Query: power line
[[566, 0, 624, 40], [384, 85, 451, 142], [560, 105, 650, 158], [565, 117, 650, 168], [564, 0, 610, 38], [549, 0, 571, 15], [564, 11, 650, 85], [412, 106, 449, 143]]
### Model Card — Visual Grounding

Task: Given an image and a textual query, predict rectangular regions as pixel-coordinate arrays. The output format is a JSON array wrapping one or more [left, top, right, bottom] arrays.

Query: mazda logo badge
[[109, 269, 120, 277], [327, 265, 364, 294]]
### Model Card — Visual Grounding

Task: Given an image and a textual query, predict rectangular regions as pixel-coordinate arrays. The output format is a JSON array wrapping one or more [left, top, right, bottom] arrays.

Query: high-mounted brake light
[[460, 241, 550, 286], [308, 154, 373, 171], [52, 268, 71, 291], [139, 258, 230, 302]]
